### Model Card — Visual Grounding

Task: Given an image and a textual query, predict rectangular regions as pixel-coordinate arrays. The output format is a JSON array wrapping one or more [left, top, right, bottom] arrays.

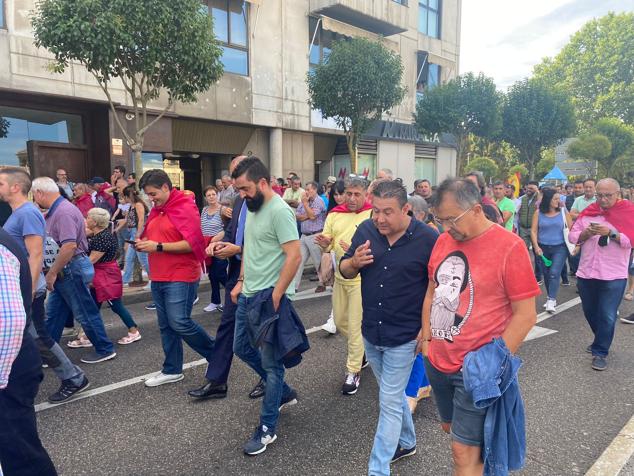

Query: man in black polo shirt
[[340, 181, 438, 476]]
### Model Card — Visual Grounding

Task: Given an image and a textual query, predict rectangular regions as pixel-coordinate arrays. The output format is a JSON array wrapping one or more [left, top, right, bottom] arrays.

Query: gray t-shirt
[[3, 202, 47, 293], [45, 197, 89, 257]]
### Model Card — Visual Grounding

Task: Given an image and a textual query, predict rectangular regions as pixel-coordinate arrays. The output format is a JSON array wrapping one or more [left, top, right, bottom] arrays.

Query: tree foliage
[[594, 118, 634, 176], [534, 155, 555, 181], [466, 157, 498, 183], [32, 0, 224, 172], [307, 37, 405, 173], [533, 12, 634, 127], [415, 73, 501, 175], [500, 78, 576, 179], [567, 134, 611, 165]]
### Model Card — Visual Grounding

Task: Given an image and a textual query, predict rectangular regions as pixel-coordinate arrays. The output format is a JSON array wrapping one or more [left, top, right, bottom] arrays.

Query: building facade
[[0, 0, 460, 195]]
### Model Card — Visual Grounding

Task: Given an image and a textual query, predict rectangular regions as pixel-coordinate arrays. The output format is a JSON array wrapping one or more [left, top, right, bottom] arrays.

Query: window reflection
[[418, 0, 441, 39], [208, 0, 248, 75], [0, 106, 83, 167]]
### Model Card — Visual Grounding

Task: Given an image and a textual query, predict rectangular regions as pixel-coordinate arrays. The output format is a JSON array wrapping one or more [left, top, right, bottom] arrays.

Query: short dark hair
[[139, 169, 172, 190], [203, 185, 218, 195], [305, 181, 319, 191], [583, 178, 597, 186], [527, 180, 539, 187], [114, 165, 126, 175], [372, 180, 408, 208], [493, 181, 505, 187], [231, 156, 270, 184], [574, 179, 584, 185], [507, 184, 516, 191], [128, 172, 137, 180], [432, 178, 482, 210], [0, 167, 32, 195], [539, 187, 559, 214]]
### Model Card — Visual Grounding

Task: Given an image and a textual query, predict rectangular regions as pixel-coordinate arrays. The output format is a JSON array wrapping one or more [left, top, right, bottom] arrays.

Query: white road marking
[[585, 412, 634, 476], [35, 296, 581, 413]]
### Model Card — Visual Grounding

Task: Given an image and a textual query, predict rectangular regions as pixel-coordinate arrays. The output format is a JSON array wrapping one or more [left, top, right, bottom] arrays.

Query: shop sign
[[111, 138, 123, 156], [380, 121, 440, 144]]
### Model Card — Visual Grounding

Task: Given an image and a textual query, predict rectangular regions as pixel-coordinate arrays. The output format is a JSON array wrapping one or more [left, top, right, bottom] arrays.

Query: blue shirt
[[537, 212, 564, 245], [3, 202, 47, 294], [342, 217, 438, 347]]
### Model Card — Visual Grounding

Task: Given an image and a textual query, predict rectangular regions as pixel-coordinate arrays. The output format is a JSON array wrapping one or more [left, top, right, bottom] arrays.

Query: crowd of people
[[0, 158, 633, 476]]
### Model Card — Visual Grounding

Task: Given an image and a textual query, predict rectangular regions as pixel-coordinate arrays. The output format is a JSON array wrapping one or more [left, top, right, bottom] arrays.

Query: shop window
[[415, 157, 436, 184], [416, 52, 441, 101], [0, 106, 83, 167], [141, 153, 184, 190], [418, 0, 441, 39], [333, 154, 376, 180], [209, 0, 249, 76]]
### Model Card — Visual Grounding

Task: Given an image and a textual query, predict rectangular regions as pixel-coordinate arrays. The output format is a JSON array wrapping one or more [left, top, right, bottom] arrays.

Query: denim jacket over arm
[[463, 337, 526, 476], [245, 288, 310, 368]]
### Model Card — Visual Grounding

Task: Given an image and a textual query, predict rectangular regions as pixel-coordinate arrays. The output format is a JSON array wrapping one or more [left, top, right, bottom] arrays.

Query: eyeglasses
[[596, 193, 616, 199], [433, 207, 474, 228]]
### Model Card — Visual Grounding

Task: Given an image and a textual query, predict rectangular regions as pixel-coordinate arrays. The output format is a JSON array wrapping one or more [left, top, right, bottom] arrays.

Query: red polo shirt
[[144, 212, 201, 283]]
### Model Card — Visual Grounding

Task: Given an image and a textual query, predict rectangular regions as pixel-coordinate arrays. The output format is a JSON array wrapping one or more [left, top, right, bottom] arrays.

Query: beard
[[245, 189, 265, 212]]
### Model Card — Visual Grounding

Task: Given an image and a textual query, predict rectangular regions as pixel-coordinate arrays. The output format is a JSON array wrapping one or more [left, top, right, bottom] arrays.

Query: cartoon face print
[[430, 251, 472, 342]]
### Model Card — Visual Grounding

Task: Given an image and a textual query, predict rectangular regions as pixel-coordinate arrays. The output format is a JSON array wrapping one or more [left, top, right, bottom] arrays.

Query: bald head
[[596, 178, 621, 210], [229, 155, 248, 175], [597, 178, 620, 191]]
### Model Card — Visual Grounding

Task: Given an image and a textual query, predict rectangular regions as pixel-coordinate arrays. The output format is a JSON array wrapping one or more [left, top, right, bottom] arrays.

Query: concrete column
[[269, 128, 283, 178]]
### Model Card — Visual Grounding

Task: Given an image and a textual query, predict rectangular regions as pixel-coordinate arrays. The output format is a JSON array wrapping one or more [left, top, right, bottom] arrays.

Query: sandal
[[625, 292, 633, 301], [67, 337, 93, 348], [118, 332, 142, 345]]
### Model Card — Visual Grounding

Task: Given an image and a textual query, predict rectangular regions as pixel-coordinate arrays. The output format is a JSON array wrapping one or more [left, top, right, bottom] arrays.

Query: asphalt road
[[34, 277, 634, 476]]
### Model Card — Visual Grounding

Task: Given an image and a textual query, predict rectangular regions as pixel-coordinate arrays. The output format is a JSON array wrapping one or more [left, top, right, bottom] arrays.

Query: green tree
[[534, 155, 555, 181], [466, 157, 498, 183], [32, 0, 224, 173], [415, 73, 501, 174], [534, 12, 634, 127], [307, 37, 405, 173], [594, 118, 634, 176], [501, 78, 576, 179]]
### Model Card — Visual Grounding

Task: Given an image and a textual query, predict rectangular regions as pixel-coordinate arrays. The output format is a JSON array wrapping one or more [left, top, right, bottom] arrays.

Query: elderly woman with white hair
[[82, 207, 141, 345]]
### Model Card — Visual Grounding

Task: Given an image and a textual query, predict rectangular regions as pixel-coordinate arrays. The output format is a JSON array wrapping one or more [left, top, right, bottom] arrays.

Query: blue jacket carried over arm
[[463, 337, 526, 476], [245, 288, 310, 368]]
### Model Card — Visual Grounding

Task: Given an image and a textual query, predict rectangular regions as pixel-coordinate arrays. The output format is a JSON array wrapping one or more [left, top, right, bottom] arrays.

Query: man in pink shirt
[[569, 178, 634, 371]]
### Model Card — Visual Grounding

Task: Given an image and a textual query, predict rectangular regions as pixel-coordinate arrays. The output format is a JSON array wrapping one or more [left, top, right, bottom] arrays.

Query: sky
[[460, 0, 634, 91]]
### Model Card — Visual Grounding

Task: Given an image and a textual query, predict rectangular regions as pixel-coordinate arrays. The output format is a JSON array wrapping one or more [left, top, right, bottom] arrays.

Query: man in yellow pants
[[316, 177, 372, 395]]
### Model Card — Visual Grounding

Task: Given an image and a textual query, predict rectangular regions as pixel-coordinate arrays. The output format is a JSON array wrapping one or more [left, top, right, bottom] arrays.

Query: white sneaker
[[193, 296, 200, 305], [545, 299, 557, 313], [144, 372, 184, 387], [204, 303, 220, 312], [322, 316, 337, 335]]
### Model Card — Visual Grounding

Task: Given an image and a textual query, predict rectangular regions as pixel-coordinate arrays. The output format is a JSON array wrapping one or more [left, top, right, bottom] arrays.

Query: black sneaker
[[585, 345, 593, 354], [145, 303, 157, 310], [249, 378, 266, 399], [342, 372, 360, 395], [592, 356, 608, 371], [244, 425, 277, 456], [561, 281, 571, 286], [361, 354, 369, 369], [279, 389, 298, 411], [80, 351, 117, 364], [620, 313, 634, 324], [48, 376, 90, 404], [391, 445, 416, 463]]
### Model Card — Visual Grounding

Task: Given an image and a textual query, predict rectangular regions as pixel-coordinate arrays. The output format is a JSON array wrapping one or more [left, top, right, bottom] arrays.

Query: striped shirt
[[201, 207, 224, 237], [297, 196, 327, 234], [0, 244, 26, 389]]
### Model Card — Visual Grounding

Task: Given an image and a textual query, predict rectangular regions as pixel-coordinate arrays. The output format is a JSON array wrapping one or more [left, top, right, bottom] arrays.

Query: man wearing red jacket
[[136, 169, 215, 387]]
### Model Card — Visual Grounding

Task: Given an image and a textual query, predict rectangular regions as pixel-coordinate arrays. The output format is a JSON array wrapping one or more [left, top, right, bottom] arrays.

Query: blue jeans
[[577, 277, 627, 357], [31, 293, 85, 386], [46, 255, 114, 356], [233, 294, 292, 432], [122, 227, 150, 284], [538, 243, 568, 300], [364, 338, 417, 476], [152, 281, 215, 374]]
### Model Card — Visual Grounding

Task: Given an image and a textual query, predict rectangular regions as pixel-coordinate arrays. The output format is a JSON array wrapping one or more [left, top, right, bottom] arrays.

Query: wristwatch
[[609, 230, 618, 240], [156, 242, 164, 252]]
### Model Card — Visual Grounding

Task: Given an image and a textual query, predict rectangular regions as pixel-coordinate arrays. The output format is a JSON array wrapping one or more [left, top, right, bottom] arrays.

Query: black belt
[[302, 231, 320, 236]]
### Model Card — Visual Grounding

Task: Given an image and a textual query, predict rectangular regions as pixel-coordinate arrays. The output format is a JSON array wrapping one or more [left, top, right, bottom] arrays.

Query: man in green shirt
[[570, 178, 597, 219], [493, 181, 516, 231], [229, 157, 302, 456]]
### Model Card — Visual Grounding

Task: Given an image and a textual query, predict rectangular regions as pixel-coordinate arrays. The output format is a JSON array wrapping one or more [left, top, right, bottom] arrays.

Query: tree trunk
[[346, 131, 358, 176], [133, 146, 143, 177]]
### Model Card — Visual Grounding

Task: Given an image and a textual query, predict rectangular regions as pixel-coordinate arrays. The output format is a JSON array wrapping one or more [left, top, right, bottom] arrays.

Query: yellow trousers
[[332, 280, 364, 373]]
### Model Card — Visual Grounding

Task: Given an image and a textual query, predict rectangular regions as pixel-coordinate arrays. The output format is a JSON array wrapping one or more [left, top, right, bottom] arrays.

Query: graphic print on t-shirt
[[430, 251, 474, 342]]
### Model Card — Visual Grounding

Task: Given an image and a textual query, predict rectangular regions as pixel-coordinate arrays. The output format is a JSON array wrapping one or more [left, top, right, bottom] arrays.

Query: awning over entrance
[[172, 119, 254, 155]]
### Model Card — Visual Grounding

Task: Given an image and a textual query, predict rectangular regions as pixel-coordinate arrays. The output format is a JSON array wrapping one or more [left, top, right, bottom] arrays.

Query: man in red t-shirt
[[418, 178, 539, 475], [135, 170, 215, 388]]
